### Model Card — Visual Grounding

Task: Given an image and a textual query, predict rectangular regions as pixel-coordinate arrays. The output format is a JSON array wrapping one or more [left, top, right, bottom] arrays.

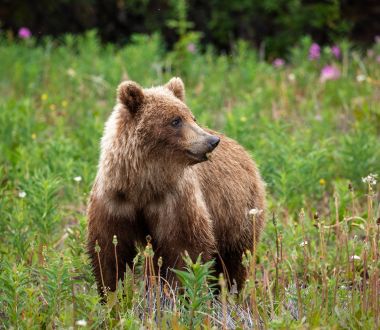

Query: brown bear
[[87, 77, 265, 293]]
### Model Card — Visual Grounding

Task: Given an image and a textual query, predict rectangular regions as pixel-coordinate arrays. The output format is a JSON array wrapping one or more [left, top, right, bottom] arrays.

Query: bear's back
[[194, 131, 265, 248]]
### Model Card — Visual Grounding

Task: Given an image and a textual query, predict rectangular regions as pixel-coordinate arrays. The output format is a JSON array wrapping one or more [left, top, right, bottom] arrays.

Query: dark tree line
[[1, 0, 379, 55]]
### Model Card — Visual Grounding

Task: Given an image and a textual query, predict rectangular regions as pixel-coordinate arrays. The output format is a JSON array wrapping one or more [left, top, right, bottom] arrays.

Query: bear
[[87, 77, 265, 294]]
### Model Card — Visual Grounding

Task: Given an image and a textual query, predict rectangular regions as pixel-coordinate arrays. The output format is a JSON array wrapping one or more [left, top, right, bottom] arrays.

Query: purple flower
[[376, 55, 380, 63], [331, 45, 340, 59], [18, 27, 31, 39], [187, 43, 196, 53], [273, 58, 285, 68], [309, 43, 320, 60], [320, 65, 340, 82]]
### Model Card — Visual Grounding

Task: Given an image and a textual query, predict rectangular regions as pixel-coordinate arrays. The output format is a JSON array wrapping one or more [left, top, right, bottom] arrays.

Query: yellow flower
[[319, 178, 326, 186], [49, 104, 56, 111], [61, 100, 68, 108], [41, 93, 48, 101], [31, 133, 37, 140]]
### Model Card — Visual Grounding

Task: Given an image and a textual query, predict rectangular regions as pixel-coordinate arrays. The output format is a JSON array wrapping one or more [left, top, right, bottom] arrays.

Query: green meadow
[[1, 32, 380, 328]]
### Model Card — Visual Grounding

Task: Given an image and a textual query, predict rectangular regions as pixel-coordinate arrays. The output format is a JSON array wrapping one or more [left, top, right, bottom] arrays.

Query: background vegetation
[[1, 0, 380, 56], [0, 31, 380, 328]]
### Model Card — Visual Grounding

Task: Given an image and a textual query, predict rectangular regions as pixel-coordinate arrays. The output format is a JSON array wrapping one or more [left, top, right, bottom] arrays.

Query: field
[[1, 32, 380, 329]]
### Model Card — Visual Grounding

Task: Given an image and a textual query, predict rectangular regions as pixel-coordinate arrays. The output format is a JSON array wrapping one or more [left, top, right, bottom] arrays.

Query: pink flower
[[273, 58, 285, 68], [376, 55, 380, 64], [331, 45, 340, 59], [320, 65, 340, 82], [187, 43, 196, 53], [18, 27, 31, 39], [309, 43, 320, 60]]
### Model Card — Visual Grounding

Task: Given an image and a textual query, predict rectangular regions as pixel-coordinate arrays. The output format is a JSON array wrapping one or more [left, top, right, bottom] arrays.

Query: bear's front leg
[[87, 195, 139, 294], [145, 176, 217, 283]]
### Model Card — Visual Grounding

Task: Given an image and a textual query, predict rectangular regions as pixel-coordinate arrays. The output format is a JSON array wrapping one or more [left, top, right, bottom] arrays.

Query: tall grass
[[0, 31, 379, 328]]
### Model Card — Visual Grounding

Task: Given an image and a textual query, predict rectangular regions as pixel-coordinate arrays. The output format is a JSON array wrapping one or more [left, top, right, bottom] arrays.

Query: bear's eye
[[171, 117, 182, 128]]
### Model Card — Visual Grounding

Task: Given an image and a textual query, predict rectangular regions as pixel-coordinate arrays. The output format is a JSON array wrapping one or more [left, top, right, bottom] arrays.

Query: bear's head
[[114, 77, 220, 166]]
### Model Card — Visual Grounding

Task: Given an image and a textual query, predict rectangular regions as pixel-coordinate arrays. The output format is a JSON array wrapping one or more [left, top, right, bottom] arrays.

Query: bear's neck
[[97, 145, 184, 205]]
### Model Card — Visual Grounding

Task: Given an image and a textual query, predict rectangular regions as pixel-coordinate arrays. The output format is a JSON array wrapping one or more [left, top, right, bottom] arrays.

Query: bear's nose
[[208, 135, 220, 150]]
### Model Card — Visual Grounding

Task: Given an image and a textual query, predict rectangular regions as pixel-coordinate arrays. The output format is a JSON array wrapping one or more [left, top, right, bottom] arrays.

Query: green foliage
[[1, 0, 375, 56], [172, 253, 216, 328], [0, 32, 379, 328]]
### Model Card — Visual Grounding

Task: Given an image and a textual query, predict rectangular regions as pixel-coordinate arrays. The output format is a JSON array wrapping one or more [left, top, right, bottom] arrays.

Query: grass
[[0, 31, 380, 328]]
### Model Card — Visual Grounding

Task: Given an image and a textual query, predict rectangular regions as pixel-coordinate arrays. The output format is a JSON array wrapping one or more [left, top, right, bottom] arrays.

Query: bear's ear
[[165, 77, 185, 101], [117, 81, 145, 114]]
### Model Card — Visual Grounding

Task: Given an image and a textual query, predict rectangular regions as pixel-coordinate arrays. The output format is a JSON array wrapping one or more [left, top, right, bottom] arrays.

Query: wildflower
[[74, 176, 82, 182], [18, 191, 26, 198], [362, 173, 377, 186], [319, 178, 326, 186], [331, 45, 341, 59], [65, 227, 74, 235], [299, 241, 308, 247], [375, 35, 380, 44], [367, 49, 374, 58], [75, 319, 87, 327], [376, 55, 380, 64], [350, 255, 360, 261], [273, 58, 285, 68], [249, 208, 263, 216], [288, 73, 296, 82], [356, 74, 366, 82], [320, 65, 340, 82], [18, 27, 32, 39], [31, 133, 37, 140], [61, 100, 68, 108], [67, 68, 76, 77], [309, 43, 320, 60], [41, 93, 48, 101], [49, 104, 56, 111], [158, 256, 163, 268], [187, 43, 196, 53], [95, 240, 101, 253]]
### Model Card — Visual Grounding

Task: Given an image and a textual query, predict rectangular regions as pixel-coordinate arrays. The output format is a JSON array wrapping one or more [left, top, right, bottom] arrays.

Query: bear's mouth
[[186, 150, 209, 163]]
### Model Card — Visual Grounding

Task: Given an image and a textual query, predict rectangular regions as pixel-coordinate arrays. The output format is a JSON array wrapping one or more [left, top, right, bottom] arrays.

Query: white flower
[[249, 208, 263, 216], [18, 191, 26, 198], [75, 319, 87, 326], [362, 173, 377, 186], [288, 73, 296, 82], [356, 74, 366, 82], [350, 255, 360, 261], [74, 176, 82, 182], [299, 241, 308, 247], [67, 68, 76, 77], [65, 227, 74, 234]]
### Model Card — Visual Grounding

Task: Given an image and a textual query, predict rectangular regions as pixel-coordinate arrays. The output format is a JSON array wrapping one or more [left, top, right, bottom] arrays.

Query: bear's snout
[[207, 135, 220, 151], [185, 133, 220, 164]]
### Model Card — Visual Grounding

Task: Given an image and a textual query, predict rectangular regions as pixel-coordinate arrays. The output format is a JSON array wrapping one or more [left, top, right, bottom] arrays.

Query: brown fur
[[87, 77, 266, 293]]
